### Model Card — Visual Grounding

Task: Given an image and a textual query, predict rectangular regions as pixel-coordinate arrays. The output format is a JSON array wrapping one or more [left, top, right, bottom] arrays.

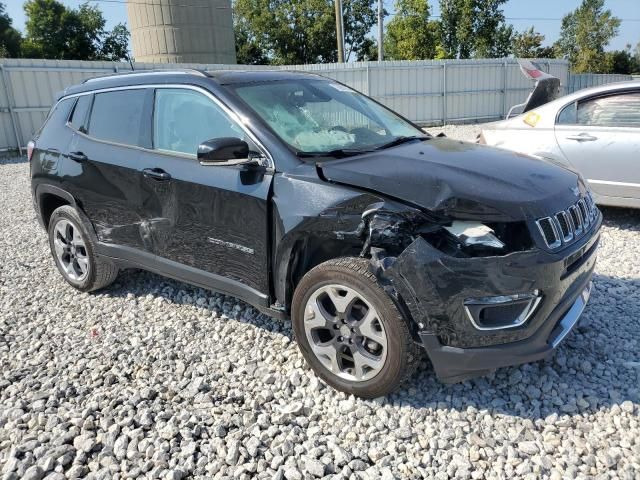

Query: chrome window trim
[[59, 84, 275, 170]]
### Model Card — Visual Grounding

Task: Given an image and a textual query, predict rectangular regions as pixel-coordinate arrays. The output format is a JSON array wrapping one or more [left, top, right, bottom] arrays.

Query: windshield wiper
[[375, 135, 429, 150], [296, 148, 372, 158]]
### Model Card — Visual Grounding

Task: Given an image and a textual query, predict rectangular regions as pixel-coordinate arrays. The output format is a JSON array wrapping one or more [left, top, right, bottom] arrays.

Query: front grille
[[536, 193, 598, 250]]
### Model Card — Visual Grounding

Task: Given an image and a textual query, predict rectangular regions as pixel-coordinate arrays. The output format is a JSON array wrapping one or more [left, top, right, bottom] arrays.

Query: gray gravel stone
[[1, 150, 639, 478], [21, 466, 44, 480]]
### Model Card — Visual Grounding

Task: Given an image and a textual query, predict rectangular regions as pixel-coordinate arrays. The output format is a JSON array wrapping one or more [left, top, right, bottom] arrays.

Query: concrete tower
[[126, 0, 236, 64]]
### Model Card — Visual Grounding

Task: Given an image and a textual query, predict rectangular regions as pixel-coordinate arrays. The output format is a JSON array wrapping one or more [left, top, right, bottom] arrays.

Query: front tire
[[292, 257, 420, 398], [48, 206, 119, 292]]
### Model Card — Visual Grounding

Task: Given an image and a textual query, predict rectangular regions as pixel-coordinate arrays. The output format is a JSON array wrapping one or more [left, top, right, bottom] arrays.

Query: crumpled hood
[[318, 138, 585, 221]]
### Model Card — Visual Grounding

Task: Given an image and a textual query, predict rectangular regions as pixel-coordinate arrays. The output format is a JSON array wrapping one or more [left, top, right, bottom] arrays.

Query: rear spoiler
[[506, 59, 561, 119]]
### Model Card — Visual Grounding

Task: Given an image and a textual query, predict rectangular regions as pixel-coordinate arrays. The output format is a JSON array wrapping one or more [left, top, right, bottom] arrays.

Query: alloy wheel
[[303, 284, 388, 382], [52, 219, 89, 282]]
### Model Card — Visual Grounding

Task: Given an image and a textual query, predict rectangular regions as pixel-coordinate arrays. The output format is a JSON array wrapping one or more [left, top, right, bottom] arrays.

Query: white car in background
[[480, 80, 640, 209]]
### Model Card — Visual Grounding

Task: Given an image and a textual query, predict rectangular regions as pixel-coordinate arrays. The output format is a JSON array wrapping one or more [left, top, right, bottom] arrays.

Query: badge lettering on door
[[207, 237, 255, 255]]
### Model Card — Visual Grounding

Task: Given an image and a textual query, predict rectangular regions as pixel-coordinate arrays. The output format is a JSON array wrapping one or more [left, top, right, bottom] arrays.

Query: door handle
[[566, 134, 597, 142], [68, 151, 87, 162], [142, 168, 171, 181]]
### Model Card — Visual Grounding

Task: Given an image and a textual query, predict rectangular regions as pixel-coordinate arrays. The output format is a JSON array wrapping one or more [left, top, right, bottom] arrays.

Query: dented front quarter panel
[[383, 217, 601, 349], [271, 164, 387, 307]]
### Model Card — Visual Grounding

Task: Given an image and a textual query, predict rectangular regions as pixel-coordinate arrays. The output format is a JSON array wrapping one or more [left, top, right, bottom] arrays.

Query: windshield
[[231, 79, 425, 156]]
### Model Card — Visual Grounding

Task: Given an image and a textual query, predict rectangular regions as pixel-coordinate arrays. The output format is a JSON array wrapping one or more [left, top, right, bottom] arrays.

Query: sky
[[5, 0, 639, 52]]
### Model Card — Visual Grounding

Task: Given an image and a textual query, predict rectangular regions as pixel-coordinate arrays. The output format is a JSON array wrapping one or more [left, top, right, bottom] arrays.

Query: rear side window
[[576, 92, 640, 128], [88, 90, 147, 146], [37, 98, 75, 146]]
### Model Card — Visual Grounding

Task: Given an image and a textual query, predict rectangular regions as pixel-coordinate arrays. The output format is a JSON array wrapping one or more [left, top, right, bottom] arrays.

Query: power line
[[385, 12, 640, 22]]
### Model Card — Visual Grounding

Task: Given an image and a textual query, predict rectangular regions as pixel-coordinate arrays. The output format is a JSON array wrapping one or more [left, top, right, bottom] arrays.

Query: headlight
[[444, 221, 505, 250]]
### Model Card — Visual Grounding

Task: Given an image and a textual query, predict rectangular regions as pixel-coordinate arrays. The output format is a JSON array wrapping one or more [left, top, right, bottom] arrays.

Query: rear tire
[[292, 257, 420, 398], [48, 206, 119, 292]]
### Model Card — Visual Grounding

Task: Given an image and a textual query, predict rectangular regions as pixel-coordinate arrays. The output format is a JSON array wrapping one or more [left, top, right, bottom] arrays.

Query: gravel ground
[[425, 124, 483, 142], [1, 142, 639, 480]]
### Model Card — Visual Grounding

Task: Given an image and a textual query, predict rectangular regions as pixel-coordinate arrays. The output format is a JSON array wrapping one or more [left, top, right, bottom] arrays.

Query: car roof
[[57, 68, 327, 99], [558, 79, 640, 104]]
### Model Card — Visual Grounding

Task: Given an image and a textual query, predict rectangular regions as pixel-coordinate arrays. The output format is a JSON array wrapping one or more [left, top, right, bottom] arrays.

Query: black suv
[[29, 69, 601, 398]]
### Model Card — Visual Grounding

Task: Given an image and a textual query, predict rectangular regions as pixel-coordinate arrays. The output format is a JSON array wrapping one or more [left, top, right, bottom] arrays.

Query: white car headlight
[[444, 221, 505, 250]]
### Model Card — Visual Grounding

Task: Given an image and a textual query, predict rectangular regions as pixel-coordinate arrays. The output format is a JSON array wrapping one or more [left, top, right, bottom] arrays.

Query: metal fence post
[[502, 60, 508, 118], [442, 62, 447, 126], [0, 64, 23, 155], [366, 62, 371, 96]]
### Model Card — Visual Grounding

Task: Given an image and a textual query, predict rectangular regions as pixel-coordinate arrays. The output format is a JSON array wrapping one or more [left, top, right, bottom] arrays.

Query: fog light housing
[[464, 291, 541, 331]]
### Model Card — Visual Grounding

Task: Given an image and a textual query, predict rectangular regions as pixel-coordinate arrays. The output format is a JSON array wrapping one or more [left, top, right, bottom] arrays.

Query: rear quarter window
[[69, 94, 93, 133], [37, 98, 75, 147], [87, 89, 147, 146]]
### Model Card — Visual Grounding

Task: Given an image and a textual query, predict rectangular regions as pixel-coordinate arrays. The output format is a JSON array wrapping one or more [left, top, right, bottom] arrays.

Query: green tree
[[343, 0, 378, 60], [554, 0, 620, 73], [0, 2, 22, 57], [384, 0, 437, 60], [512, 26, 555, 58], [355, 37, 377, 61], [234, 12, 269, 65], [233, 0, 377, 64], [22, 0, 129, 60], [438, 0, 512, 59], [101, 23, 130, 61], [606, 49, 632, 74], [473, 0, 512, 57]]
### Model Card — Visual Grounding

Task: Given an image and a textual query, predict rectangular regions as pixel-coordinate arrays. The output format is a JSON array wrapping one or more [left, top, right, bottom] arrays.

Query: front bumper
[[385, 212, 601, 382], [420, 279, 592, 383]]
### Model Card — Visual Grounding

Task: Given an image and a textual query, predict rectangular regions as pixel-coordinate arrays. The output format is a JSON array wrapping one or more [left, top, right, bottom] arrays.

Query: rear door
[[63, 88, 164, 253], [143, 86, 273, 295], [554, 90, 640, 199]]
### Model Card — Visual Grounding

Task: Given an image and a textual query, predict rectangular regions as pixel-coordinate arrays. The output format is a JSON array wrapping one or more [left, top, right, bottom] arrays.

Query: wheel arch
[[36, 185, 99, 243], [280, 241, 423, 343]]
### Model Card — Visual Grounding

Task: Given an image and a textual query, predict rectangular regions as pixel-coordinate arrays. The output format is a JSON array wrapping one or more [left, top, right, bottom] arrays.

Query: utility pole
[[377, 0, 384, 61], [335, 0, 345, 62]]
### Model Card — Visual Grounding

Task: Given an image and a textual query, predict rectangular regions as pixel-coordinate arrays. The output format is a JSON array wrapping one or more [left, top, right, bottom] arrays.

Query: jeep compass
[[29, 70, 601, 398]]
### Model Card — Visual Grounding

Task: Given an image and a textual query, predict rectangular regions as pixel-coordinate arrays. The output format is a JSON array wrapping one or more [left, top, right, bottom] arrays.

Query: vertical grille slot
[[568, 205, 583, 235], [586, 195, 596, 221], [536, 217, 560, 248], [578, 200, 589, 227], [554, 211, 573, 241]]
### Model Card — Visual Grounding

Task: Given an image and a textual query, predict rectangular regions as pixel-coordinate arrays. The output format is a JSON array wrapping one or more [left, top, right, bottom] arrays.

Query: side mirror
[[197, 137, 250, 166]]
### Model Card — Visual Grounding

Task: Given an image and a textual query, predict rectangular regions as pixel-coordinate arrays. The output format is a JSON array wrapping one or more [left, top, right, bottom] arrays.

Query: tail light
[[27, 141, 35, 161]]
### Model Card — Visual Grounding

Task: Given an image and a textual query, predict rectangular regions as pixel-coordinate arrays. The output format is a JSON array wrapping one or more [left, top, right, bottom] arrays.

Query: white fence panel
[[568, 73, 634, 93], [1, 57, 573, 150]]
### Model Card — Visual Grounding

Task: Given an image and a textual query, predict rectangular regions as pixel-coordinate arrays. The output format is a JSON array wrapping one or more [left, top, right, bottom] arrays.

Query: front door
[[144, 86, 273, 296], [554, 89, 640, 200]]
